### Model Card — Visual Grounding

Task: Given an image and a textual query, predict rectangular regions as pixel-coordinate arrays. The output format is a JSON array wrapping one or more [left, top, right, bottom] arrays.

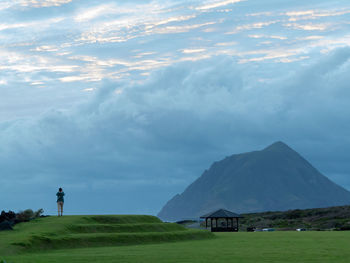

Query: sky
[[1, 0, 350, 215]]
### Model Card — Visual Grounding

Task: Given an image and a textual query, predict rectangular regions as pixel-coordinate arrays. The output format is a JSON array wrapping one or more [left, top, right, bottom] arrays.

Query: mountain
[[158, 142, 350, 221]]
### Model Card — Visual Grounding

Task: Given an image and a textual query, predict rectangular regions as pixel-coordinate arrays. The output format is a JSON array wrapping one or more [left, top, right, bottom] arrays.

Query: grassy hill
[[3, 212, 350, 262], [0, 214, 213, 257]]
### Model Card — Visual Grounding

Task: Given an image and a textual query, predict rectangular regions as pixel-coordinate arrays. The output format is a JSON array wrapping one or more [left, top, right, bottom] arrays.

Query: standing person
[[56, 188, 65, 216]]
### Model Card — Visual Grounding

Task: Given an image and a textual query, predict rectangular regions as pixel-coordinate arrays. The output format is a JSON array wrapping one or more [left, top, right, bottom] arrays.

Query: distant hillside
[[239, 205, 350, 231], [158, 142, 350, 221]]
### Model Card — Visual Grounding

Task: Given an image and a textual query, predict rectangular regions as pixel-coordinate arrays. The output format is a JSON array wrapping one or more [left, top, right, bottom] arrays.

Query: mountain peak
[[263, 141, 293, 152]]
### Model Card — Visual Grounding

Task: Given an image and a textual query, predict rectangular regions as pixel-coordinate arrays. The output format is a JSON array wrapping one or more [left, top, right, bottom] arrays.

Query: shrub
[[0, 211, 16, 223], [34, 208, 44, 218], [285, 210, 303, 219], [16, 208, 44, 223], [16, 209, 34, 222]]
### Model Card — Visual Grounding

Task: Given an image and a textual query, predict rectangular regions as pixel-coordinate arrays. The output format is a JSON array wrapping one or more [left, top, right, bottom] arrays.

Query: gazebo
[[200, 209, 243, 232]]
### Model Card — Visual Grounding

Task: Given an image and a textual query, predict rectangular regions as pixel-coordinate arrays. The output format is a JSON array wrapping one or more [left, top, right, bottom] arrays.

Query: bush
[[285, 210, 303, 219], [34, 208, 44, 218], [0, 211, 16, 223], [339, 226, 350, 231], [16, 208, 44, 223]]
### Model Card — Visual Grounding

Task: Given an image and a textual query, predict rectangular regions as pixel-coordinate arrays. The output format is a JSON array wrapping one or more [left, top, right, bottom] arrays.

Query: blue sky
[[1, 0, 350, 215]]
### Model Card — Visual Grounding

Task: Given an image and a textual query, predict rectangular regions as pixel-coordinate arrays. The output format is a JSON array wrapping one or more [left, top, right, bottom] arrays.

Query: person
[[56, 188, 65, 216]]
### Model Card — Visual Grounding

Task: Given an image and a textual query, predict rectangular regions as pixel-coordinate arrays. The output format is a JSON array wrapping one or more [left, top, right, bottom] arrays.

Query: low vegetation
[[0, 209, 44, 231], [240, 205, 350, 231]]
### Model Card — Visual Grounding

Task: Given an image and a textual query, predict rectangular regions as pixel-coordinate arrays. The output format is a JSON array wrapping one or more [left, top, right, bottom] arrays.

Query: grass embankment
[[4, 231, 350, 263], [0, 215, 213, 257], [3, 215, 350, 262]]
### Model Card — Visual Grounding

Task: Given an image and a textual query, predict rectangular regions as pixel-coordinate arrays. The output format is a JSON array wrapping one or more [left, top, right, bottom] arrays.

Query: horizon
[[1, 0, 350, 215]]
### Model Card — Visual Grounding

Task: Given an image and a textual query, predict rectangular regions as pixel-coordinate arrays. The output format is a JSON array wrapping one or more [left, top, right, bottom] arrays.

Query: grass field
[[1, 216, 350, 263]]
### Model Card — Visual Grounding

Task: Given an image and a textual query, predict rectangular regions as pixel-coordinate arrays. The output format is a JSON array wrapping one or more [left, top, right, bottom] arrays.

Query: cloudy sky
[[1, 0, 350, 215]]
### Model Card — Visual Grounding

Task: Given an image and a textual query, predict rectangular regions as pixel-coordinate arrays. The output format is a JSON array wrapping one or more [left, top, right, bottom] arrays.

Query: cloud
[[283, 22, 329, 31], [196, 0, 245, 11], [1, 48, 350, 214], [0, 17, 65, 33], [0, 63, 78, 73], [215, 41, 237, 46], [17, 0, 73, 8], [285, 8, 350, 21], [181, 48, 206, 54], [1, 0, 350, 100], [74, 4, 115, 22], [227, 21, 279, 34], [0, 0, 72, 10], [248, 34, 287, 40], [31, 45, 59, 52], [237, 47, 307, 63], [2, 0, 350, 215]]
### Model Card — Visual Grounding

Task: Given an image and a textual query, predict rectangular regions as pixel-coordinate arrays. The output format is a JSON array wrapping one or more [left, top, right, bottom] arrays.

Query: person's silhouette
[[56, 188, 65, 216]]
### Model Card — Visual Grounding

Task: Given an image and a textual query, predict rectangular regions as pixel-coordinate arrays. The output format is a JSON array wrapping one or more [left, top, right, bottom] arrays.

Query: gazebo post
[[236, 218, 239, 232], [210, 218, 213, 228], [205, 218, 207, 228], [226, 218, 228, 229]]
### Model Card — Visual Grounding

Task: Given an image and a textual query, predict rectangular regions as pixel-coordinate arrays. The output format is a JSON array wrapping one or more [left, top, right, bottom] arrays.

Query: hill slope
[[158, 142, 350, 221], [0, 215, 213, 256], [239, 205, 350, 231]]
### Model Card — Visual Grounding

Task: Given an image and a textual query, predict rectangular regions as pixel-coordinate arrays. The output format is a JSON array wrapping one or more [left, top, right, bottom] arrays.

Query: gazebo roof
[[200, 209, 242, 218]]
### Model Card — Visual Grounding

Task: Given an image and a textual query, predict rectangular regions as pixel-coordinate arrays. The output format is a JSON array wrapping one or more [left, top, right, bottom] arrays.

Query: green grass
[[67, 222, 186, 233], [3, 232, 350, 263], [2, 215, 350, 262], [0, 215, 212, 260]]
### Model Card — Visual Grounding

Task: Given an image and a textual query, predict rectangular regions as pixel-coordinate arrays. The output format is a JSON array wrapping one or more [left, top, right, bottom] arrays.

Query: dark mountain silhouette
[[158, 142, 350, 221]]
